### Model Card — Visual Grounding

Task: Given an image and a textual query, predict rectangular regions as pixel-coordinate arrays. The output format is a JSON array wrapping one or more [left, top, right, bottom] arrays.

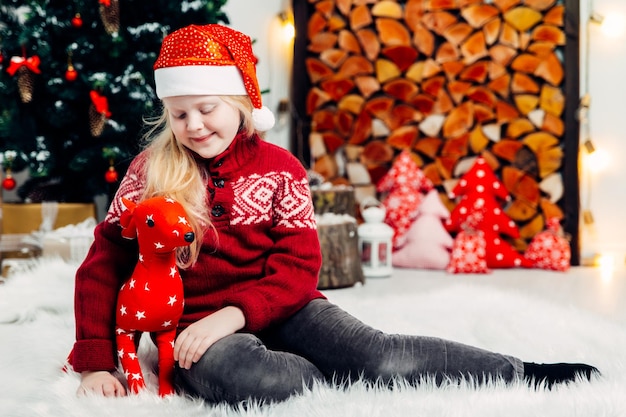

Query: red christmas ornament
[[65, 65, 78, 81], [71, 13, 83, 28], [66, 51, 78, 82], [2, 175, 16, 191], [105, 166, 118, 183]]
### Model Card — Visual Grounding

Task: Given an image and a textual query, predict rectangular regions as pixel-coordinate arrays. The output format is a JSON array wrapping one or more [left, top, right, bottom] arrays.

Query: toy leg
[[116, 329, 146, 394], [154, 329, 177, 396]]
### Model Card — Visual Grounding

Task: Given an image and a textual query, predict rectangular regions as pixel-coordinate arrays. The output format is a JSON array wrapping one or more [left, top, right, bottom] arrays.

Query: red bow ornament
[[89, 90, 112, 136], [89, 90, 112, 117], [7, 55, 42, 76]]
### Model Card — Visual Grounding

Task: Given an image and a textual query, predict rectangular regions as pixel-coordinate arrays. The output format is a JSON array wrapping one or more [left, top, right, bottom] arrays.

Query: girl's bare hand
[[77, 370, 126, 397], [174, 306, 245, 369]]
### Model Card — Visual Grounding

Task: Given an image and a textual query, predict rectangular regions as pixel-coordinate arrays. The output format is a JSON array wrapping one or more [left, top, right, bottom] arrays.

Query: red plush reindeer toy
[[116, 196, 194, 396]]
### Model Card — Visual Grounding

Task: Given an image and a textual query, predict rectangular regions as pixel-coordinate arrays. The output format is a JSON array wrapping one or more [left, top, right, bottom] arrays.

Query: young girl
[[69, 24, 598, 403]]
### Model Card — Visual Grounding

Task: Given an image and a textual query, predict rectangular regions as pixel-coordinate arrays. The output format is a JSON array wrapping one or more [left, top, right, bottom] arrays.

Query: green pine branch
[[0, 0, 229, 202]]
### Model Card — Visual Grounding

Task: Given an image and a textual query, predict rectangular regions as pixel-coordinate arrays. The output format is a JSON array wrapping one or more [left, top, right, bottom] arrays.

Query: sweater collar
[[206, 131, 260, 176]]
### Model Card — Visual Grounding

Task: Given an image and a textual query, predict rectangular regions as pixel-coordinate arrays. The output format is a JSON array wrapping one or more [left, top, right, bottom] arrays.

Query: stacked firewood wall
[[302, 0, 569, 252]]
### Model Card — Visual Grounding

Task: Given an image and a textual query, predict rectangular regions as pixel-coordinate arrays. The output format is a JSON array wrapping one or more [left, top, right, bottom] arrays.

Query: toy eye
[[146, 215, 155, 227]]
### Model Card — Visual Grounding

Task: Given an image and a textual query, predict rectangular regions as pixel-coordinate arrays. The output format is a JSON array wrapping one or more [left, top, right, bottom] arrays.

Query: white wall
[[224, 1, 626, 267], [579, 0, 626, 267], [223, 0, 293, 151]]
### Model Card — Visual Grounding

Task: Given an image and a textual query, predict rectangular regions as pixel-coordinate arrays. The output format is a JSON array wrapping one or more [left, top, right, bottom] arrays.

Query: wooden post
[[316, 213, 364, 290], [311, 186, 356, 217]]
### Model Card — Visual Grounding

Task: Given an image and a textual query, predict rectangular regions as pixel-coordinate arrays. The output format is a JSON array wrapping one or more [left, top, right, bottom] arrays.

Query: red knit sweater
[[70, 133, 325, 373]]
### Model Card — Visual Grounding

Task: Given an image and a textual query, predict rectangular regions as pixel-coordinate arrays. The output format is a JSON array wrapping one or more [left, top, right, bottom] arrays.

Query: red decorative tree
[[377, 150, 433, 249], [445, 157, 532, 269]]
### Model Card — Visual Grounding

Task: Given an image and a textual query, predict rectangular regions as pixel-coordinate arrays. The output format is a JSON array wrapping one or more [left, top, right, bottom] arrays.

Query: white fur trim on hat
[[253, 106, 275, 131], [155, 66, 247, 99]]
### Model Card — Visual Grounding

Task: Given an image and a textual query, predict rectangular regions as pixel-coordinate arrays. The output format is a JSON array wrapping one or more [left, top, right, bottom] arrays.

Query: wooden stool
[[311, 185, 356, 217], [316, 213, 364, 290]]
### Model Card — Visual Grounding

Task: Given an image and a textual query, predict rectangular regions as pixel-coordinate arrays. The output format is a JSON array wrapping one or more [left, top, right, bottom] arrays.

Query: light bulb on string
[[600, 13, 626, 38], [278, 11, 295, 43], [585, 147, 610, 174]]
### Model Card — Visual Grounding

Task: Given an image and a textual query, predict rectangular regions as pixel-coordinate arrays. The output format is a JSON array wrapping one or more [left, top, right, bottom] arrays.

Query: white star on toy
[[128, 353, 138, 360], [144, 283, 150, 291], [178, 216, 189, 225], [169, 267, 177, 277], [117, 348, 125, 358], [119, 305, 127, 316], [154, 241, 164, 249], [128, 279, 136, 289], [135, 311, 146, 320], [167, 296, 177, 306], [131, 373, 142, 381], [162, 320, 172, 327]]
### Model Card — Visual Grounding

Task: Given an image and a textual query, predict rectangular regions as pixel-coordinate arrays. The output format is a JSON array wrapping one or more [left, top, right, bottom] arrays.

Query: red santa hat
[[153, 24, 275, 131]]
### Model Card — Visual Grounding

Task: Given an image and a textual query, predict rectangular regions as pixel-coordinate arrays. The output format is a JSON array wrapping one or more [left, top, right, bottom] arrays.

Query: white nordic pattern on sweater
[[231, 171, 315, 228]]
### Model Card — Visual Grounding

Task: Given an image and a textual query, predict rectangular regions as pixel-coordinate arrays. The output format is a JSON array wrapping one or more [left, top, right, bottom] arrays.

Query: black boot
[[523, 362, 600, 389]]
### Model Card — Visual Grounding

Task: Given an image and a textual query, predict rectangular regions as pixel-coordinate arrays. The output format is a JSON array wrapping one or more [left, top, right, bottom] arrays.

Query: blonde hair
[[139, 95, 256, 268]]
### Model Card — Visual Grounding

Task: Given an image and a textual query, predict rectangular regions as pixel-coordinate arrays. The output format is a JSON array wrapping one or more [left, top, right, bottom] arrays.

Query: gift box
[[1, 202, 96, 234], [41, 218, 96, 263], [1, 202, 97, 270], [0, 234, 42, 278]]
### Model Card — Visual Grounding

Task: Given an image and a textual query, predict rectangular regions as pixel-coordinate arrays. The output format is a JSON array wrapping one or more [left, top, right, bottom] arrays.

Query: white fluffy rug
[[1, 257, 624, 417]]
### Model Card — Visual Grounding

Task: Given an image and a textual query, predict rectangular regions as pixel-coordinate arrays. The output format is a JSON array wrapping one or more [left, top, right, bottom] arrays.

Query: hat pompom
[[252, 106, 275, 131]]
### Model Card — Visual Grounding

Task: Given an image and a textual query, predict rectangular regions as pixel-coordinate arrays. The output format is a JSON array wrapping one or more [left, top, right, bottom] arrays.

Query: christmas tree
[[0, 0, 228, 203]]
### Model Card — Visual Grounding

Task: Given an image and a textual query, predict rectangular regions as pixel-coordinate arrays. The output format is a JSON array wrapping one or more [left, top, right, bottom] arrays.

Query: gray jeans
[[175, 299, 523, 404]]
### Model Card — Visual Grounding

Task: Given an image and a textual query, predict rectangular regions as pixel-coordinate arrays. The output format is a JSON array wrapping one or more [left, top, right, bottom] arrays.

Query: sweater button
[[211, 205, 225, 217], [213, 178, 225, 188], [214, 159, 224, 167]]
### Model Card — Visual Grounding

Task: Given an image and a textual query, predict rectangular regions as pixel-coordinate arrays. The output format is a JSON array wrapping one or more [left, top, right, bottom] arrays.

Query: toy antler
[[120, 197, 138, 239]]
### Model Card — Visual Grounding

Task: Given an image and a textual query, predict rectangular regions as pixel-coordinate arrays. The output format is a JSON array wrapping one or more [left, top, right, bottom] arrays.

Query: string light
[[598, 254, 616, 283], [579, 0, 603, 263], [579, 6, 596, 230], [278, 11, 295, 44], [599, 13, 626, 38]]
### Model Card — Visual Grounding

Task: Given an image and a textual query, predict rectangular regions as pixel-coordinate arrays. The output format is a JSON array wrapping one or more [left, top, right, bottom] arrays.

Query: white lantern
[[358, 199, 393, 278]]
